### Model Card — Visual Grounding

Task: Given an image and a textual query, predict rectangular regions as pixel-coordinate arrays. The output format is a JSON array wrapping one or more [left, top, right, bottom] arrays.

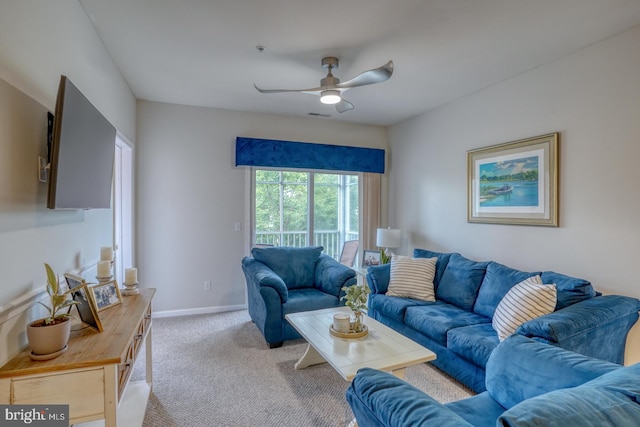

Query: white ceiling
[[79, 0, 640, 126]]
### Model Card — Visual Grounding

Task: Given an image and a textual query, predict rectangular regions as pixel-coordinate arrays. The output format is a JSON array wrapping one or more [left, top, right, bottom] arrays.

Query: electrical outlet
[[204, 281, 211, 291]]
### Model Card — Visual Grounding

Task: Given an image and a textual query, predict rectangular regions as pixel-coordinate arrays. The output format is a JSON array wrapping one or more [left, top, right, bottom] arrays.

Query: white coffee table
[[285, 306, 436, 381]]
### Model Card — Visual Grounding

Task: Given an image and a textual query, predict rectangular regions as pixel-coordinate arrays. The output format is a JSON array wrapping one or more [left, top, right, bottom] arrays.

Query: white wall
[[389, 26, 640, 361], [136, 101, 387, 314], [0, 1, 135, 363]]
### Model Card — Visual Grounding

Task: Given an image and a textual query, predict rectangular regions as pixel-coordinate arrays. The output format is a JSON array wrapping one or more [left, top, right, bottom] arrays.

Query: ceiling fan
[[254, 57, 394, 113]]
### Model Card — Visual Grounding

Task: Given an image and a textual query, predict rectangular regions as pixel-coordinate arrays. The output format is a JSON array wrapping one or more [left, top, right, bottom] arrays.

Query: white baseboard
[[152, 304, 247, 318]]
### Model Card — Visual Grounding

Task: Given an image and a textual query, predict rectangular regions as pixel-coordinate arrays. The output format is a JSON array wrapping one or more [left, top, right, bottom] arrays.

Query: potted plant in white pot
[[341, 283, 370, 333], [26, 263, 79, 359]]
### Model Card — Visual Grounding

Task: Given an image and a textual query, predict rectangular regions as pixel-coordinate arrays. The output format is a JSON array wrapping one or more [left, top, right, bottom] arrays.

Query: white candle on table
[[125, 268, 138, 284], [97, 260, 111, 278], [100, 246, 113, 261]]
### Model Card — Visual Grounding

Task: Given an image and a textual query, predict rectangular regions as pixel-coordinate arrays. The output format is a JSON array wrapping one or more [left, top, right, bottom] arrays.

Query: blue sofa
[[346, 335, 640, 427], [242, 246, 356, 348], [367, 249, 640, 392]]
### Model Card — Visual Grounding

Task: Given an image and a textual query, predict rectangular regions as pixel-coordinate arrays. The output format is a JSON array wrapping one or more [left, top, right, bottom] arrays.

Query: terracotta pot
[[27, 317, 71, 356]]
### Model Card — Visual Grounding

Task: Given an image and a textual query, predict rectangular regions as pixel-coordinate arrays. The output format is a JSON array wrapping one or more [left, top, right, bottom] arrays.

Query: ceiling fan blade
[[335, 99, 354, 113], [254, 84, 322, 95], [336, 61, 394, 89]]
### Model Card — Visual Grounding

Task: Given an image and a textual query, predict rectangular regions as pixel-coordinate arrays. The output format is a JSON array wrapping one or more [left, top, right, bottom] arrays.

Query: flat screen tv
[[47, 75, 116, 209]]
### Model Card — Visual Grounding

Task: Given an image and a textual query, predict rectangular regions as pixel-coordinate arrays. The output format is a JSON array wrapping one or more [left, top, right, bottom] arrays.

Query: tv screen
[[47, 75, 116, 209]]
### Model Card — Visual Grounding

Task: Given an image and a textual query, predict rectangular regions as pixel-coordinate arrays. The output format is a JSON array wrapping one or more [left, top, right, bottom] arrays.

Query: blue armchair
[[242, 246, 357, 348]]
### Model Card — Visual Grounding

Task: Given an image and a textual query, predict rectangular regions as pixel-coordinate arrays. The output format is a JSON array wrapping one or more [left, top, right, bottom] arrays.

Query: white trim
[[0, 288, 46, 323], [152, 304, 247, 319]]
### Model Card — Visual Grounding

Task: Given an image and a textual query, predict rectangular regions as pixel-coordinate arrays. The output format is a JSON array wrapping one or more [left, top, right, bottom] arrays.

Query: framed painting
[[362, 250, 381, 267], [90, 280, 123, 311], [467, 133, 558, 226]]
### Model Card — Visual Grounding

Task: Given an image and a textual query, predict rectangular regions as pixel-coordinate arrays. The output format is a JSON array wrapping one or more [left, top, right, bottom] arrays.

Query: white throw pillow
[[492, 275, 557, 341], [386, 255, 436, 302]]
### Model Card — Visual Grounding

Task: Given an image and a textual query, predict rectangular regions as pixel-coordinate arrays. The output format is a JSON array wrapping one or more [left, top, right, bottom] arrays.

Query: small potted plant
[[26, 263, 79, 358], [341, 283, 370, 332]]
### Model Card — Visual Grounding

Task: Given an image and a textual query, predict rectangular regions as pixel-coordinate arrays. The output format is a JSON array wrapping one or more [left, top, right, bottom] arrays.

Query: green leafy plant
[[35, 263, 79, 326], [341, 283, 370, 314]]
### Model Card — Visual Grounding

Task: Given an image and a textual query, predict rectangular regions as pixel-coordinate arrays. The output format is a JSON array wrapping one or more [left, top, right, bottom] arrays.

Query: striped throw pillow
[[492, 275, 557, 341], [386, 255, 436, 302]]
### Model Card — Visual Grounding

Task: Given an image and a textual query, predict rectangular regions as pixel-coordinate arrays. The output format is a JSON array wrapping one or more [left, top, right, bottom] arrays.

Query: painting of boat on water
[[467, 133, 558, 226], [479, 155, 539, 207]]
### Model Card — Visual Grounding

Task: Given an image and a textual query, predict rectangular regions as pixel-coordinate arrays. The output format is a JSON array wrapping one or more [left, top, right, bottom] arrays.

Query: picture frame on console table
[[64, 274, 104, 332], [90, 279, 122, 311], [467, 132, 558, 227]]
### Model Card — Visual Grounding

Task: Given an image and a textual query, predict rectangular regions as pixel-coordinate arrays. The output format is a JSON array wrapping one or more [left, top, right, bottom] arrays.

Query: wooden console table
[[0, 288, 155, 427]]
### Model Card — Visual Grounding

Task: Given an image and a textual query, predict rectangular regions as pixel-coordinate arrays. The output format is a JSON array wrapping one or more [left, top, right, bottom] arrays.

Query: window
[[253, 169, 359, 260]]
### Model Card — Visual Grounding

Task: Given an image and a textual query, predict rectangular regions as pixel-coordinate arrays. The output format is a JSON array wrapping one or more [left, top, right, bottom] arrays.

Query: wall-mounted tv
[[47, 75, 116, 209]]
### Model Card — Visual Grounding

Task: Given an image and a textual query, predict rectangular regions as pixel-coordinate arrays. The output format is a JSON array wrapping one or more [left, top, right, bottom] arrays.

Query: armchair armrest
[[314, 254, 356, 298], [516, 295, 640, 363], [346, 368, 473, 427], [242, 257, 288, 303], [366, 264, 391, 294]]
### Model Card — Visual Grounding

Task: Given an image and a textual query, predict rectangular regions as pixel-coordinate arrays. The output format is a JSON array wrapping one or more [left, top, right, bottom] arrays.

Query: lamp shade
[[376, 228, 401, 249]]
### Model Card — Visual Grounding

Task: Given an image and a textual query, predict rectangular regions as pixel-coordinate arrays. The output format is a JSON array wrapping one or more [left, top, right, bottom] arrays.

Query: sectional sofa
[[366, 249, 640, 392], [347, 334, 640, 427]]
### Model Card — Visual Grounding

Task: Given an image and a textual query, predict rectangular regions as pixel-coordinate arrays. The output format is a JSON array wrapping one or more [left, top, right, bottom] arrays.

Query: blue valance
[[235, 137, 385, 174]]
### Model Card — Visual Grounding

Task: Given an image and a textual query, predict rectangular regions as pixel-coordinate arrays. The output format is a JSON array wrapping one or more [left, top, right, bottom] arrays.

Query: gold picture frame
[[90, 280, 123, 311], [467, 133, 559, 226]]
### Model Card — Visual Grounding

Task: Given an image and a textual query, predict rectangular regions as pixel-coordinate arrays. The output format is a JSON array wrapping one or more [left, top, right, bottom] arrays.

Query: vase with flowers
[[341, 283, 370, 333]]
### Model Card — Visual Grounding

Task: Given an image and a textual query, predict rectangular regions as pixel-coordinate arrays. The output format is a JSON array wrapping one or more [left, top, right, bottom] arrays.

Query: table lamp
[[376, 227, 401, 264]]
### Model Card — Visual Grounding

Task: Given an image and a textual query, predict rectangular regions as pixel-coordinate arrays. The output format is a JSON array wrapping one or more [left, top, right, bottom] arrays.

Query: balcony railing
[[255, 231, 359, 260]]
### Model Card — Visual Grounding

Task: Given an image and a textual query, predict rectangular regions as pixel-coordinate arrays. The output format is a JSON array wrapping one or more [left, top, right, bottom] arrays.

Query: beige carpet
[[134, 310, 473, 426]]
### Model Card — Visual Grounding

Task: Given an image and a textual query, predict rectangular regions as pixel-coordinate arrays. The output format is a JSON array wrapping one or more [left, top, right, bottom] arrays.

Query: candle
[[97, 260, 111, 278], [100, 246, 113, 261], [125, 268, 138, 284]]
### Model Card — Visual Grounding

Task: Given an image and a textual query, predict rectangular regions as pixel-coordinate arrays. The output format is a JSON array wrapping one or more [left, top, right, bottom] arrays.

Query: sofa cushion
[[492, 276, 557, 341], [474, 262, 541, 319], [447, 323, 499, 368], [437, 254, 490, 311], [540, 271, 595, 310], [386, 255, 436, 302], [485, 335, 619, 410], [282, 288, 340, 315], [405, 303, 491, 346], [252, 246, 323, 289], [413, 249, 456, 289], [368, 294, 435, 323], [498, 384, 640, 427]]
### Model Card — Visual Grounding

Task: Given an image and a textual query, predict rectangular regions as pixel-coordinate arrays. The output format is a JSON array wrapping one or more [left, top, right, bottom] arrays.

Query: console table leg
[[104, 364, 117, 427], [294, 344, 326, 370]]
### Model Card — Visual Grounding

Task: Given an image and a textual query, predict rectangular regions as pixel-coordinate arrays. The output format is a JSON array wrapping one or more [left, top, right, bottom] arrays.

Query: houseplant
[[341, 283, 370, 332], [26, 263, 79, 358]]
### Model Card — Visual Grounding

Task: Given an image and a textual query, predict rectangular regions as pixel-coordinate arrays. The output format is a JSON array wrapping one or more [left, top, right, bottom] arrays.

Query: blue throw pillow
[[436, 253, 489, 311], [474, 262, 541, 319], [540, 271, 595, 309], [252, 246, 323, 289], [413, 248, 457, 289]]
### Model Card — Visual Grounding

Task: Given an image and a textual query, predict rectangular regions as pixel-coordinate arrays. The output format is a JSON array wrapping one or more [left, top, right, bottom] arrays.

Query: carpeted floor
[[134, 310, 473, 426]]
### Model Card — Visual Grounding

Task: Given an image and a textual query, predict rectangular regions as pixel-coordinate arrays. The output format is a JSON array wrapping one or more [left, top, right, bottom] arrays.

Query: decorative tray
[[329, 324, 368, 339]]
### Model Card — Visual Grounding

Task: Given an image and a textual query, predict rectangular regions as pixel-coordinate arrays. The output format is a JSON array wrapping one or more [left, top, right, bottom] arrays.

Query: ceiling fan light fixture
[[320, 90, 341, 105]]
